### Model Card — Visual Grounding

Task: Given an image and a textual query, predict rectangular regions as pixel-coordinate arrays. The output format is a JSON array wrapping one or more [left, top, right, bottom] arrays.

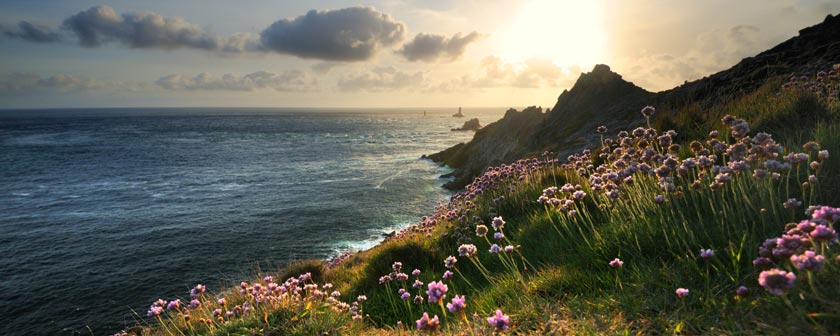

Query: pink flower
[[416, 312, 440, 331], [609, 258, 623, 268], [426, 281, 448, 303], [758, 269, 796, 295], [486, 309, 510, 331], [675, 288, 689, 299]]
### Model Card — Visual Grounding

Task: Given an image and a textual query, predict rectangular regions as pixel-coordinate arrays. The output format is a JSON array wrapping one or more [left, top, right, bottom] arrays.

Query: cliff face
[[428, 107, 545, 189], [430, 13, 840, 190], [430, 65, 652, 189]]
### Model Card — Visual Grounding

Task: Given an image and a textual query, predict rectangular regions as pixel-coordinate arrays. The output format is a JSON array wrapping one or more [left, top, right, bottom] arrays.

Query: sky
[[1, 0, 838, 109]]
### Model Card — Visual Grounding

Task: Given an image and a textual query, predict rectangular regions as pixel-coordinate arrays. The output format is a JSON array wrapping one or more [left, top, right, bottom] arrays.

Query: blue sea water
[[0, 107, 504, 335]]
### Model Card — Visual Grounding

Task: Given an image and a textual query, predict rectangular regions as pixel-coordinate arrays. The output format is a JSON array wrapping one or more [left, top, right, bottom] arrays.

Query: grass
[[121, 71, 840, 335]]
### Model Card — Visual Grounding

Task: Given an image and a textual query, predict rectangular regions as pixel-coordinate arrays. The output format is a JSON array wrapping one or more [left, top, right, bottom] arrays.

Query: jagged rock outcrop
[[429, 107, 545, 189], [429, 13, 840, 190], [452, 118, 481, 131], [431, 65, 652, 189]]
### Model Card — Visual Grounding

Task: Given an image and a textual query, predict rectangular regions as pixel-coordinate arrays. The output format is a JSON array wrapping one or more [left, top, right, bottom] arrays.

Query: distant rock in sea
[[451, 118, 481, 131]]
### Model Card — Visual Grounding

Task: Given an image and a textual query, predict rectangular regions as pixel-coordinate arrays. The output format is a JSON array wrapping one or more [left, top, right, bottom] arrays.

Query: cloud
[[311, 62, 341, 74], [424, 57, 579, 93], [260, 7, 406, 61], [61, 5, 257, 51], [1, 21, 62, 43], [474, 57, 576, 88], [155, 70, 316, 91], [337, 66, 425, 91], [397, 31, 482, 62], [622, 25, 766, 90], [0, 72, 143, 94], [8, 5, 478, 64]]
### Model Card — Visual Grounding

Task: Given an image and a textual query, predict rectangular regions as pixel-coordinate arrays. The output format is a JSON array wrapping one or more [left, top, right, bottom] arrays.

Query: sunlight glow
[[495, 0, 607, 68]]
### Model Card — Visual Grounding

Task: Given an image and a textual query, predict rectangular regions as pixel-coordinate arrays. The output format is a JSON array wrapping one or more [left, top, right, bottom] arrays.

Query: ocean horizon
[[0, 107, 505, 335]]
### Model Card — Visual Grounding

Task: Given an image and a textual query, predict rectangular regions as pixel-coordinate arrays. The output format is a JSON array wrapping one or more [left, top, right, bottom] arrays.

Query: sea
[[0, 107, 505, 335]]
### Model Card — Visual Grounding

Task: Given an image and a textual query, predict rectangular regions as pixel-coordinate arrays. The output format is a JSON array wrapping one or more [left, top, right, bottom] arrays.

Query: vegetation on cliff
[[118, 63, 840, 335]]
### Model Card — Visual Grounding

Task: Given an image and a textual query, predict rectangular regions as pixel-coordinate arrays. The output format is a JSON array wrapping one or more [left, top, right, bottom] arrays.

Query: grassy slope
[[128, 75, 840, 335]]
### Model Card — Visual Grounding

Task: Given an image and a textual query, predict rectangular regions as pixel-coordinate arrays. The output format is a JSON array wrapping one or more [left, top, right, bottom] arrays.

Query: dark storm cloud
[[155, 70, 316, 91], [6, 5, 482, 63], [1, 21, 62, 43], [260, 7, 406, 61], [61, 5, 256, 51], [397, 31, 481, 62]]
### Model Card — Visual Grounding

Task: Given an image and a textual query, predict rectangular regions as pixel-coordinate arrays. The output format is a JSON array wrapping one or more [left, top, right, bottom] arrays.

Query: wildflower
[[597, 125, 608, 134], [675, 288, 690, 299], [212, 308, 222, 316], [783, 198, 802, 210], [447, 295, 467, 313], [263, 275, 273, 283], [166, 299, 181, 311], [217, 298, 226, 306], [401, 292, 411, 300], [494, 232, 504, 240], [442, 270, 454, 279], [147, 306, 163, 317], [504, 245, 514, 253], [700, 249, 715, 261], [416, 312, 440, 332], [413, 295, 424, 304], [426, 281, 448, 303], [331, 290, 341, 298], [189, 299, 200, 308], [469, 224, 487, 238], [190, 284, 206, 298], [609, 258, 623, 268], [758, 269, 796, 295], [654, 195, 664, 204], [790, 251, 825, 271], [444, 256, 457, 268], [487, 309, 511, 331], [492, 216, 506, 230], [803, 141, 820, 152], [641, 106, 656, 118], [818, 150, 829, 160], [458, 244, 478, 258], [489, 244, 501, 254], [379, 275, 392, 284], [753, 257, 772, 267], [811, 225, 838, 242], [413, 280, 424, 288], [225, 311, 234, 318], [812, 205, 840, 222], [392, 262, 403, 272], [736, 286, 749, 296]]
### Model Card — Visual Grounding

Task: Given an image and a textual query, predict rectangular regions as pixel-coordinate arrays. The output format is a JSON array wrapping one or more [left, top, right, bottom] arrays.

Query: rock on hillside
[[451, 118, 482, 131], [428, 106, 545, 189], [431, 65, 652, 189]]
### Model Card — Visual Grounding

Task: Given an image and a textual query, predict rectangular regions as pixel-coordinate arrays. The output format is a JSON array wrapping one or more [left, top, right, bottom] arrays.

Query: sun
[[495, 0, 607, 68]]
